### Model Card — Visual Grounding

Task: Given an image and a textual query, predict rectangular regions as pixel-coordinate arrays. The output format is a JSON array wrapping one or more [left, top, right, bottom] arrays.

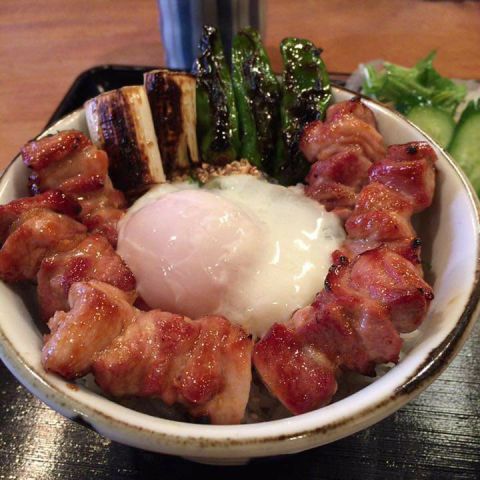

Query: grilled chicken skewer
[[42, 280, 253, 425], [254, 134, 436, 415], [301, 97, 386, 220], [22, 130, 127, 246]]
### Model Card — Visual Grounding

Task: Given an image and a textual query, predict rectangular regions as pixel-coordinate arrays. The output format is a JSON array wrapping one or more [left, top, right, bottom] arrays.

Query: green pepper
[[193, 25, 240, 164], [273, 38, 332, 185], [232, 28, 281, 171]]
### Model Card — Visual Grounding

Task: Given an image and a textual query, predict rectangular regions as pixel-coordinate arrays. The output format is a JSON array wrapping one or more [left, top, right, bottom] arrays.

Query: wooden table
[[0, 1, 479, 478], [1, 0, 480, 165]]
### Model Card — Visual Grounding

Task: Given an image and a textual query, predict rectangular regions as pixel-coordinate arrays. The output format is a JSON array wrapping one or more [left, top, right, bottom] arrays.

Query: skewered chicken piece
[[254, 140, 436, 415], [253, 322, 337, 414], [300, 98, 386, 219], [37, 234, 136, 320], [0, 190, 81, 243], [348, 247, 434, 333], [94, 309, 253, 424], [325, 98, 378, 127], [0, 208, 87, 282], [22, 130, 126, 246], [41, 280, 253, 425], [342, 141, 437, 267], [42, 281, 137, 379]]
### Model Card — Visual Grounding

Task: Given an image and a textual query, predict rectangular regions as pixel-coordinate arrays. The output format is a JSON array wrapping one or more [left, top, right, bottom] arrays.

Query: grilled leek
[[144, 69, 199, 178], [85, 86, 165, 194]]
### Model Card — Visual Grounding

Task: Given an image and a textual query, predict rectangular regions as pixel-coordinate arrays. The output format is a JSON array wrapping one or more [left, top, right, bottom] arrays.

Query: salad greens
[[362, 52, 466, 115], [362, 52, 480, 197]]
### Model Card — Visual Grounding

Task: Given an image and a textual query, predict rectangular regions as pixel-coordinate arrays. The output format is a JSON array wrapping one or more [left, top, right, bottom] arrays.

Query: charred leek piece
[[232, 27, 281, 171], [274, 38, 332, 185], [144, 69, 199, 178], [85, 86, 165, 194], [193, 25, 240, 165]]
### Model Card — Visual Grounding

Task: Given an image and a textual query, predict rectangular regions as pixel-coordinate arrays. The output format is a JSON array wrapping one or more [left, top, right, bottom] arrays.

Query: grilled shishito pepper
[[274, 38, 332, 185], [193, 26, 240, 164], [232, 28, 281, 170]]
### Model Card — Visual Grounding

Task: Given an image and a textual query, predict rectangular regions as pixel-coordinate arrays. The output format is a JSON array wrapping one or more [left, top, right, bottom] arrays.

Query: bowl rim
[[1, 85, 479, 458]]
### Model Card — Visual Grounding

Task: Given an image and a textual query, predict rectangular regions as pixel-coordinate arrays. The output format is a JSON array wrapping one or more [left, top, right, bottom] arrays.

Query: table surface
[[0, 1, 479, 478]]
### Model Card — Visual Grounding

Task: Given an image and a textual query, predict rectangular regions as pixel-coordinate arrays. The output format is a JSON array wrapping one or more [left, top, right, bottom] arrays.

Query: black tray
[[1, 65, 479, 480]]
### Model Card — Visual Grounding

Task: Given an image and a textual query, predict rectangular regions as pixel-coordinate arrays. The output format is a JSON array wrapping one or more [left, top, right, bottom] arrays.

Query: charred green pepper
[[273, 38, 332, 185], [193, 26, 240, 164], [232, 28, 281, 170]]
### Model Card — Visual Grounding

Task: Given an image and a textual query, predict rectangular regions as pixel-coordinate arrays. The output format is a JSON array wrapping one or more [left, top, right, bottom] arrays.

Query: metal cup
[[158, 0, 264, 70]]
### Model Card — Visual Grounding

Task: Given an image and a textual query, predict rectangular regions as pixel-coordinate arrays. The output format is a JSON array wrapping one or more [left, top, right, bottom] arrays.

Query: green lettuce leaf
[[362, 52, 466, 115]]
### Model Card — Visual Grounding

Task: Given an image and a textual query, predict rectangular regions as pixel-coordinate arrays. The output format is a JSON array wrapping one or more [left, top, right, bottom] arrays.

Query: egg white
[[118, 175, 345, 337]]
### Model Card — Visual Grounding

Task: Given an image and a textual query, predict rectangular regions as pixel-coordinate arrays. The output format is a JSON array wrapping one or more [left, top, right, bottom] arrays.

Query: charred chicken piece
[[301, 112, 386, 167], [93, 310, 253, 425], [21, 130, 92, 172], [0, 190, 81, 243], [37, 234, 136, 321], [301, 99, 386, 218], [343, 141, 437, 265], [369, 143, 436, 212], [42, 281, 137, 379], [253, 322, 337, 415], [22, 130, 126, 246], [0, 208, 87, 282], [325, 97, 378, 128], [349, 247, 434, 333]]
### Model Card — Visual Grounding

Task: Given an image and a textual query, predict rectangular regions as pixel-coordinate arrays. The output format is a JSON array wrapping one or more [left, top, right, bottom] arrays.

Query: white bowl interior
[[0, 88, 478, 461]]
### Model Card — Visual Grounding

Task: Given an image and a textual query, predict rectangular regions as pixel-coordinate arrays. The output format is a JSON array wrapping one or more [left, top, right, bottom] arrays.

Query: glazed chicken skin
[[37, 234, 136, 320], [22, 130, 126, 246], [0, 208, 87, 282], [253, 137, 436, 415], [94, 309, 253, 425], [300, 97, 386, 219], [42, 281, 137, 379], [42, 280, 253, 425], [341, 141, 437, 268], [0, 189, 81, 243]]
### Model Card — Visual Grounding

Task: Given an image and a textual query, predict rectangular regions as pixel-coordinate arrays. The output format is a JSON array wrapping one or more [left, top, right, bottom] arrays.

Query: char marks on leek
[[85, 86, 165, 194], [273, 38, 332, 185], [193, 26, 240, 165], [145, 69, 199, 178]]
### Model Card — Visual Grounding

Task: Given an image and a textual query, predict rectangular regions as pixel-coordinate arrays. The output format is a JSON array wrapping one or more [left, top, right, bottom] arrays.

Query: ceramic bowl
[[0, 87, 479, 465]]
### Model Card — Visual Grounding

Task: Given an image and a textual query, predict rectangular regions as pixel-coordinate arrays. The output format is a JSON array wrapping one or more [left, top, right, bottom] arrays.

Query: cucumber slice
[[448, 99, 480, 195], [407, 106, 455, 148]]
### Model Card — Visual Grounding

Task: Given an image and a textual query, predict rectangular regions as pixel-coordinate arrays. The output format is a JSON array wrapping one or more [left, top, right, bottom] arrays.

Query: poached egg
[[117, 175, 345, 337]]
